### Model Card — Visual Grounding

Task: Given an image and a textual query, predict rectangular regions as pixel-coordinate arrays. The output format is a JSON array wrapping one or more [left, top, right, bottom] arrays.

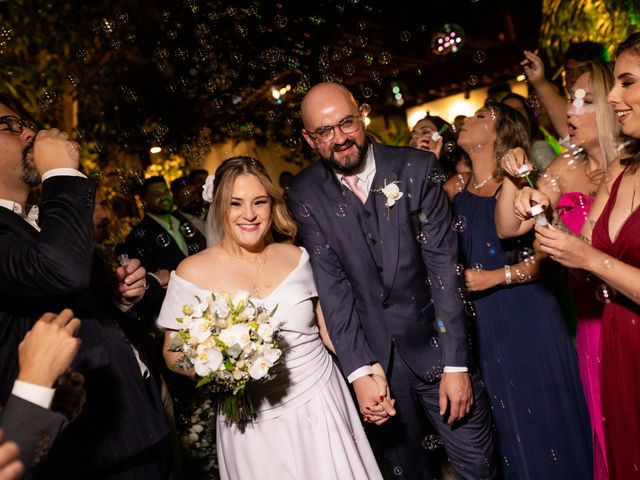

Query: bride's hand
[[370, 363, 391, 401], [365, 363, 395, 425], [353, 371, 396, 426]]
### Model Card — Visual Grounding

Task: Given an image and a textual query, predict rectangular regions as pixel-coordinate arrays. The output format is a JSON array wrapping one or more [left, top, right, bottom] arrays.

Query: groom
[[287, 82, 495, 479]]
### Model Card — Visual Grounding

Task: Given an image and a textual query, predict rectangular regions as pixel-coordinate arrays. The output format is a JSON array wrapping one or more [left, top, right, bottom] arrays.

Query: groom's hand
[[353, 375, 396, 425], [439, 372, 473, 425]]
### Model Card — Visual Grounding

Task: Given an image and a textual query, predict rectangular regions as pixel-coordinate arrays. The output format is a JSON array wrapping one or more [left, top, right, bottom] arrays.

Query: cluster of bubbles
[[451, 215, 468, 233], [427, 168, 447, 184], [422, 434, 444, 450], [37, 89, 58, 112], [431, 24, 465, 56], [0, 26, 13, 55], [424, 365, 444, 383]]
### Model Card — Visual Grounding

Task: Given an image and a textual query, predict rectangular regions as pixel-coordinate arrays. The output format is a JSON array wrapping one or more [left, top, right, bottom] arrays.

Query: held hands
[[521, 50, 546, 87], [17, 309, 81, 388], [116, 258, 147, 306], [439, 371, 473, 425], [353, 364, 396, 426], [33, 129, 80, 175], [0, 430, 23, 480]]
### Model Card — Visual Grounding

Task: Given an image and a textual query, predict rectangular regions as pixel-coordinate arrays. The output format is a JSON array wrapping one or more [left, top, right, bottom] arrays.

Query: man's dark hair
[[486, 83, 512, 102], [565, 41, 610, 63], [0, 95, 40, 128], [188, 168, 208, 180], [140, 176, 167, 196], [170, 176, 192, 197]]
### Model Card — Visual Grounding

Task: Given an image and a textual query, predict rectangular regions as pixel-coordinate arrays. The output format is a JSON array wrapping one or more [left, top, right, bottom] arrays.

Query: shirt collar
[[0, 199, 26, 215]]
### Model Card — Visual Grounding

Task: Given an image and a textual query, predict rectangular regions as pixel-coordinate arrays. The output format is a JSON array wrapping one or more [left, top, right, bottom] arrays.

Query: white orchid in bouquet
[[170, 290, 282, 422]]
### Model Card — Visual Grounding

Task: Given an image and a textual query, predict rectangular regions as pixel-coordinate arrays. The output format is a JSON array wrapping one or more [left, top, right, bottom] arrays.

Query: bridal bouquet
[[170, 290, 282, 422]]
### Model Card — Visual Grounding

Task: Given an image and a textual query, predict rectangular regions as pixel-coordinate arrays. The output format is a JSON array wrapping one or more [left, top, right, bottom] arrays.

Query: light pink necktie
[[342, 175, 367, 204]]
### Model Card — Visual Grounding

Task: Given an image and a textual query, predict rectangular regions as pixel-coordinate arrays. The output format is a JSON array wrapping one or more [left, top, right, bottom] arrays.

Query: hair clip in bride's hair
[[202, 174, 216, 203]]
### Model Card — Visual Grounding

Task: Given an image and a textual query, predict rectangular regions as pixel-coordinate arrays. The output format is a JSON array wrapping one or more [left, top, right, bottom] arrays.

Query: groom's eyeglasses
[[0, 115, 36, 135], [306, 112, 363, 144]]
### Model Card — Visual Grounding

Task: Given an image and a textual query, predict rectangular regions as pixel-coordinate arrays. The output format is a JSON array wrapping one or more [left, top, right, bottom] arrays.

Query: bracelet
[[504, 264, 512, 286]]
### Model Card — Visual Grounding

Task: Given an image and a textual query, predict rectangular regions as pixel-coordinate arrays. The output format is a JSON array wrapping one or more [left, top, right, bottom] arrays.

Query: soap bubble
[[156, 233, 171, 247]]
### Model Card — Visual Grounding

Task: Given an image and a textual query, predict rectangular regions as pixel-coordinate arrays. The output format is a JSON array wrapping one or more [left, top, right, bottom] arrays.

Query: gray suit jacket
[[0, 394, 67, 470]]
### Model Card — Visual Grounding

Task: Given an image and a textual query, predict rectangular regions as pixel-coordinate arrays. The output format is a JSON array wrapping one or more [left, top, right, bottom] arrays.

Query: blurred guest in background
[[522, 41, 610, 144], [124, 176, 206, 287], [170, 177, 208, 237], [501, 92, 557, 170]]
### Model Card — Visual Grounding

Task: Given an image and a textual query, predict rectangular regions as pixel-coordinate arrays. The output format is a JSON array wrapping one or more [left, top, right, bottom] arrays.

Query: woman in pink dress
[[534, 32, 640, 479], [495, 61, 620, 480]]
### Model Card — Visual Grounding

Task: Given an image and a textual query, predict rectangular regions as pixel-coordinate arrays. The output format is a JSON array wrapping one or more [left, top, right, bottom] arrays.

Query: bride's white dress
[[157, 248, 382, 480]]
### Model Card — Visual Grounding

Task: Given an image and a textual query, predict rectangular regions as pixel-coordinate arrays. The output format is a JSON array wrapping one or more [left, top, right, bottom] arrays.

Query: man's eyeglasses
[[0, 115, 31, 135], [306, 112, 363, 144]]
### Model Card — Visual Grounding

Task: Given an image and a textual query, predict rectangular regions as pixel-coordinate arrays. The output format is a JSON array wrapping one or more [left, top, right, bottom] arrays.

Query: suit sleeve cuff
[[41, 168, 87, 181], [11, 380, 55, 409], [347, 365, 373, 383], [443, 366, 468, 373]]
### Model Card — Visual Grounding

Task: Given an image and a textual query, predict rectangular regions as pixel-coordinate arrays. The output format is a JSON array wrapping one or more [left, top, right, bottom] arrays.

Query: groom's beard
[[21, 139, 41, 187], [322, 137, 368, 175]]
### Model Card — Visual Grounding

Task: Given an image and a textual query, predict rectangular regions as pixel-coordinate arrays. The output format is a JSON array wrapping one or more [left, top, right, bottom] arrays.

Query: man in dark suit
[[170, 177, 208, 237], [124, 176, 206, 285], [287, 83, 495, 479], [2, 309, 81, 472], [0, 100, 169, 478]]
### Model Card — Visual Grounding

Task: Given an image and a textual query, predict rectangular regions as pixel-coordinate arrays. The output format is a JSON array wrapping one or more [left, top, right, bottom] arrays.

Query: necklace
[[471, 173, 494, 190], [220, 243, 269, 297], [221, 244, 268, 272]]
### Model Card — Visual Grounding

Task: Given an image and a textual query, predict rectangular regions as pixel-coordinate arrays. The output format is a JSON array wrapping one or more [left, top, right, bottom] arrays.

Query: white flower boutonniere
[[373, 180, 403, 219]]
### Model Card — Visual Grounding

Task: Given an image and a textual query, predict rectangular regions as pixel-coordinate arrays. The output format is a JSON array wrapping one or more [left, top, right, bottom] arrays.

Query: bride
[[157, 156, 384, 479]]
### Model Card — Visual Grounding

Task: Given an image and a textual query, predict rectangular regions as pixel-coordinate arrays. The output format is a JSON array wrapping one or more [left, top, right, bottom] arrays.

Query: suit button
[[382, 302, 390, 309], [377, 267, 383, 273]]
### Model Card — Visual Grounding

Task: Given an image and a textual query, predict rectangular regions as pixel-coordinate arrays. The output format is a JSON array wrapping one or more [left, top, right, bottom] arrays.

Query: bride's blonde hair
[[211, 156, 297, 242]]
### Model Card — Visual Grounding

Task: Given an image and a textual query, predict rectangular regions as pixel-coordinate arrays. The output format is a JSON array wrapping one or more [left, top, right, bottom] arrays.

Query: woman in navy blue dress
[[443, 102, 592, 479]]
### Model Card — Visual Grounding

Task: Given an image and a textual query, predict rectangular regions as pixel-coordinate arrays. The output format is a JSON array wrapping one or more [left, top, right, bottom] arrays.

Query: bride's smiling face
[[224, 173, 272, 249]]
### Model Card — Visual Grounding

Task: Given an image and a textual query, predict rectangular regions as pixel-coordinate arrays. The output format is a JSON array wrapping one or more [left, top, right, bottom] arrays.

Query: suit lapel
[[317, 164, 381, 283], [372, 143, 401, 298]]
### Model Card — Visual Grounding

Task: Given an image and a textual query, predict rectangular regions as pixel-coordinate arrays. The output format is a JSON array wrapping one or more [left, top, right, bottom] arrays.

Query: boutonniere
[[373, 180, 403, 219]]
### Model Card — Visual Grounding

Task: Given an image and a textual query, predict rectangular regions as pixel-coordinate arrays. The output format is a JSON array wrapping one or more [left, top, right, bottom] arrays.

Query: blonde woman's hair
[[584, 61, 619, 169], [211, 156, 297, 242]]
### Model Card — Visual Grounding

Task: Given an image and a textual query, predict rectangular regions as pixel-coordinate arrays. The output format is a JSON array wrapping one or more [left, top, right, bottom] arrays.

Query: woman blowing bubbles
[[530, 33, 640, 479], [157, 157, 385, 479], [444, 102, 592, 479]]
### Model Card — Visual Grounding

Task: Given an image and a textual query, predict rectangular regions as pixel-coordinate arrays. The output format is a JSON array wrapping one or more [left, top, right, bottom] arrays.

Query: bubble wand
[[429, 124, 449, 143], [516, 164, 548, 226]]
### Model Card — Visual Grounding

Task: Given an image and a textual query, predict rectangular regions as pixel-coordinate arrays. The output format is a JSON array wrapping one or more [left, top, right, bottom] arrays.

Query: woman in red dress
[[534, 32, 640, 479]]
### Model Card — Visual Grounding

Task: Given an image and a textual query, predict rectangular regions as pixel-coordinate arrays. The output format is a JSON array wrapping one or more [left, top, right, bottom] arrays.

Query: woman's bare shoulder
[[176, 247, 222, 281], [268, 242, 303, 266]]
